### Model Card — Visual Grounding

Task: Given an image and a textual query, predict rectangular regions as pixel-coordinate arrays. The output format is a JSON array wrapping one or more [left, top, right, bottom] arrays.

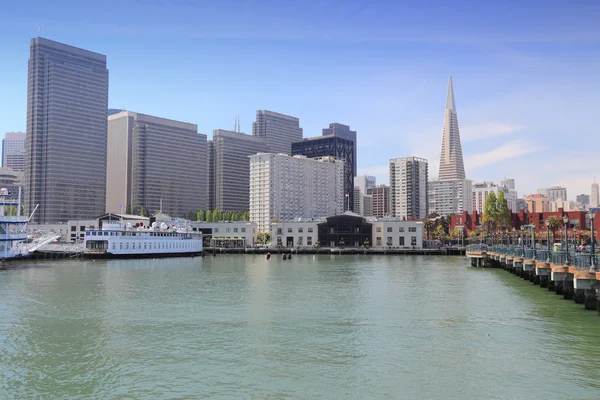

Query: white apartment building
[[537, 186, 567, 202], [472, 181, 517, 213], [427, 179, 472, 217], [371, 219, 424, 248], [249, 153, 344, 232], [389, 157, 428, 219]]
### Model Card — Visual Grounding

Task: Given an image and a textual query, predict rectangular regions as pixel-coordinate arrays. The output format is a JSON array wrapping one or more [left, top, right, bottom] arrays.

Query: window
[[226, 228, 231, 233], [297, 237, 303, 245], [387, 227, 392, 232], [387, 237, 392, 245], [399, 227, 404, 232], [411, 236, 417, 246], [307, 236, 312, 246], [308, 227, 313, 232], [277, 228, 282, 235], [241, 228, 246, 232], [376, 227, 382, 232], [234, 228, 238, 233], [71, 226, 76, 232], [80, 226, 85, 231], [298, 228, 303, 233], [288, 228, 292, 233], [409, 227, 416, 233], [399, 237, 405, 246], [376, 237, 382, 246]]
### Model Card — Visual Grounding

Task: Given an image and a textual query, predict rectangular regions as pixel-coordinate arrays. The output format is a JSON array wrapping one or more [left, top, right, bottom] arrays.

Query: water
[[1, 255, 599, 399]]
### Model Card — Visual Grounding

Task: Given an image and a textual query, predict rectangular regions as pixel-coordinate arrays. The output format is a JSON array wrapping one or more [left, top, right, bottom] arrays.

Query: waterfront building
[[2, 132, 26, 172], [367, 184, 390, 218], [292, 134, 356, 212], [471, 181, 517, 213], [25, 38, 109, 223], [592, 178, 599, 208], [210, 129, 268, 212], [252, 110, 303, 155], [190, 221, 258, 248], [249, 153, 344, 232], [537, 186, 567, 202], [106, 111, 207, 217], [428, 178, 472, 217], [438, 77, 466, 181], [526, 193, 550, 213], [269, 212, 423, 249], [389, 157, 428, 219]]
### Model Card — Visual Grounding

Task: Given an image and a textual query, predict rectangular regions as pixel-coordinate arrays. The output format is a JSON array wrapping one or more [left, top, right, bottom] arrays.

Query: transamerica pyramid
[[438, 77, 466, 180]]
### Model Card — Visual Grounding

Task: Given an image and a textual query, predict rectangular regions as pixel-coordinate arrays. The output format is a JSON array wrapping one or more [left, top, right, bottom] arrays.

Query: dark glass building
[[291, 134, 356, 211], [317, 213, 372, 248]]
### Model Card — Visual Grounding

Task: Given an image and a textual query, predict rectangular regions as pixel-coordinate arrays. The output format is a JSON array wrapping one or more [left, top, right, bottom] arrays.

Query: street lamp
[[589, 210, 596, 271], [563, 214, 570, 265], [545, 219, 551, 262], [520, 225, 525, 256], [512, 227, 516, 246]]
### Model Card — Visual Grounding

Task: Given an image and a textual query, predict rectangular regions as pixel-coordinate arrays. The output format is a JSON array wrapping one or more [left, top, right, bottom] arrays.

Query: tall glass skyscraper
[[24, 38, 109, 223]]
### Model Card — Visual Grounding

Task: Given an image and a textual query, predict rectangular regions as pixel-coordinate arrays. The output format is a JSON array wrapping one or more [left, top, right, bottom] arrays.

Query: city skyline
[[1, 1, 600, 199]]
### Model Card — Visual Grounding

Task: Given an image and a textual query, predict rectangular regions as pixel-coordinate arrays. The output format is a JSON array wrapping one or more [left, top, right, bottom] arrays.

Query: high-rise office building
[[249, 153, 344, 232], [537, 186, 567, 202], [323, 123, 357, 177], [25, 38, 109, 223], [2, 132, 26, 172], [206, 141, 215, 211], [500, 178, 515, 191], [390, 157, 428, 219], [367, 184, 390, 218], [211, 129, 268, 212], [354, 175, 376, 195], [252, 110, 303, 155], [292, 134, 355, 211], [576, 194, 590, 206], [106, 111, 207, 217], [438, 77, 466, 180], [428, 179, 473, 217], [592, 178, 599, 208]]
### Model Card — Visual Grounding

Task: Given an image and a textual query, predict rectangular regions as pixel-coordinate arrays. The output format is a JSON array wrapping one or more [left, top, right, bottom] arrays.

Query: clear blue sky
[[1, 0, 600, 199]]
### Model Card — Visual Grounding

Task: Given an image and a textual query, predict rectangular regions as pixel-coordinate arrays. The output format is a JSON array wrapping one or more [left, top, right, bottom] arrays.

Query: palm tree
[[424, 219, 434, 240]]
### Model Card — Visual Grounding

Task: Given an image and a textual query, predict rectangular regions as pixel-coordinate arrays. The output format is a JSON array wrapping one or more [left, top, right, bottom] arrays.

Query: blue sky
[[1, 0, 600, 199]]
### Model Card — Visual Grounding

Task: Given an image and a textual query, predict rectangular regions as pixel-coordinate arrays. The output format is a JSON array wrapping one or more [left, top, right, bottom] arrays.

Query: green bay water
[[1, 255, 600, 399]]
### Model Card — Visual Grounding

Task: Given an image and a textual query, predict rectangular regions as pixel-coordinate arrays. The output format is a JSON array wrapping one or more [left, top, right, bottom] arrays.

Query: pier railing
[[467, 244, 598, 270]]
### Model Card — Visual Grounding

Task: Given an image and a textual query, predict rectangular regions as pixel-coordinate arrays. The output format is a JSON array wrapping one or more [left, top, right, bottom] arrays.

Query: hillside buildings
[[249, 153, 344, 232], [2, 132, 26, 172], [24, 38, 109, 223], [389, 157, 428, 219], [252, 110, 303, 155], [106, 111, 207, 217]]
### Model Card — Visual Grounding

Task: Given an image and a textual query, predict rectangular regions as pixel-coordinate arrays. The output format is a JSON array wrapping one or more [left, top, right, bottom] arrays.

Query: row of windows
[[114, 241, 198, 251], [376, 226, 418, 233], [376, 236, 418, 246]]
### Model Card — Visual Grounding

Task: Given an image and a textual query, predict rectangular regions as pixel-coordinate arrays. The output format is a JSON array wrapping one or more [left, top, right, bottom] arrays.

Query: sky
[[1, 0, 600, 200]]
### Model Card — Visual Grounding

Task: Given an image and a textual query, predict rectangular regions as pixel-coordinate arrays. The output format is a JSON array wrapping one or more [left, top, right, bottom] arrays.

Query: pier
[[467, 244, 600, 311]]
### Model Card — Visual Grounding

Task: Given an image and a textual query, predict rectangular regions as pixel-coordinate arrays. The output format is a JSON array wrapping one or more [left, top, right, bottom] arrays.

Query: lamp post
[[563, 214, 570, 265], [512, 227, 516, 246], [589, 210, 596, 271], [545, 220, 551, 262], [520, 225, 525, 256]]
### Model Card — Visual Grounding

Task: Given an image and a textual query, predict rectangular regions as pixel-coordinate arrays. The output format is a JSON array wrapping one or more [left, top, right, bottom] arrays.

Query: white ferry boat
[[0, 188, 30, 260], [83, 221, 203, 258]]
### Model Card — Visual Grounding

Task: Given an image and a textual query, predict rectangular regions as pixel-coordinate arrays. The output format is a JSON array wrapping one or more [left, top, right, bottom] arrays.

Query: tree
[[433, 225, 446, 240], [547, 216, 560, 242], [139, 206, 149, 217], [197, 210, 205, 222], [497, 191, 511, 229], [212, 208, 222, 222], [449, 228, 461, 240], [440, 216, 450, 235], [186, 211, 196, 221], [205, 210, 212, 223], [482, 192, 498, 232], [125, 204, 132, 214], [257, 231, 271, 244], [424, 219, 434, 240], [242, 211, 250, 221]]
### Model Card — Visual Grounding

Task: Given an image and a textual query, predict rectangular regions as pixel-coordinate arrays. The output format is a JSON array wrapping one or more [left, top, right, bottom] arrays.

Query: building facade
[[537, 186, 567, 202], [211, 129, 268, 212], [25, 37, 109, 223], [367, 184, 390, 218], [438, 77, 466, 180], [292, 134, 356, 211], [592, 179, 599, 208], [471, 181, 518, 213], [252, 110, 303, 155], [389, 157, 428, 219], [322, 123, 357, 179], [526, 193, 550, 213], [249, 153, 344, 232], [354, 175, 376, 194], [2, 132, 26, 172], [106, 111, 207, 217], [576, 194, 590, 207], [428, 178, 473, 217]]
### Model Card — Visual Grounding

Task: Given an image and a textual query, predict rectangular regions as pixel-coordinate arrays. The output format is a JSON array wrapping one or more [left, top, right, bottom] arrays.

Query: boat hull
[[82, 250, 203, 259]]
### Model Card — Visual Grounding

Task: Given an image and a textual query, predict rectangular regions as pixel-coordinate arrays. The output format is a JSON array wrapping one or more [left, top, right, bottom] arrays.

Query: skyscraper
[[106, 111, 207, 217], [390, 157, 428, 219], [367, 184, 390, 218], [291, 135, 355, 211], [323, 123, 357, 177], [576, 194, 590, 206], [438, 77, 465, 180], [428, 178, 472, 217], [537, 186, 567, 202], [252, 110, 303, 155], [2, 132, 26, 172], [211, 129, 268, 212], [25, 38, 109, 223], [592, 178, 599, 208]]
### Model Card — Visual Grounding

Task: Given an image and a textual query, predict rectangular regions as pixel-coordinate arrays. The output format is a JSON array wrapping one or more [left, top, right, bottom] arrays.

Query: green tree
[[424, 219, 434, 240], [242, 211, 250, 221], [186, 211, 196, 221], [433, 225, 446, 240], [441, 216, 450, 235], [125, 204, 132, 214], [231, 211, 238, 221], [482, 192, 498, 232], [139, 206, 149, 217], [547, 215, 561, 242], [197, 210, 205, 222], [205, 210, 212, 223], [449, 228, 461, 239], [497, 191, 511, 229], [212, 208, 222, 222], [256, 231, 272, 244]]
